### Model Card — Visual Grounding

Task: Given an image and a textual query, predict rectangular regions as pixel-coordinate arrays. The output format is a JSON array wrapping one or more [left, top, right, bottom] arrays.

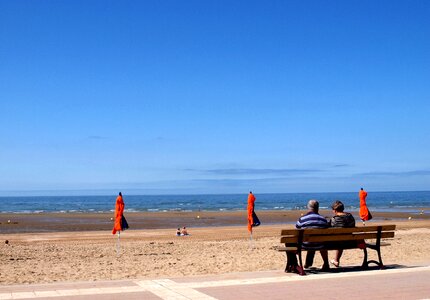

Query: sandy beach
[[1, 211, 430, 285]]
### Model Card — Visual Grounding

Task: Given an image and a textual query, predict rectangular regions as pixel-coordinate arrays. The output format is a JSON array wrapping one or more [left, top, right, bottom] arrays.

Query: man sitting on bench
[[295, 199, 330, 270]]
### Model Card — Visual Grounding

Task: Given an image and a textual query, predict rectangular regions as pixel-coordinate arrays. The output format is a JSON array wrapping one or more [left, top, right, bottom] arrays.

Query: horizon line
[[0, 189, 429, 197]]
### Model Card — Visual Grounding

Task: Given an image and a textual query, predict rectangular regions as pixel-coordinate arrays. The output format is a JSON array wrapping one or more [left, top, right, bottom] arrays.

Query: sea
[[0, 191, 429, 214]]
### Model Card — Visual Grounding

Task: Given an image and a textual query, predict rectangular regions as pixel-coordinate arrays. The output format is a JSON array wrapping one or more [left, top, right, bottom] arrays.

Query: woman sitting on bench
[[329, 200, 356, 267]]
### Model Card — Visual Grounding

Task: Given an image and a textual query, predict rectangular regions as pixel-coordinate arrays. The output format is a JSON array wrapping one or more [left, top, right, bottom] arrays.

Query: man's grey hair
[[307, 199, 319, 212]]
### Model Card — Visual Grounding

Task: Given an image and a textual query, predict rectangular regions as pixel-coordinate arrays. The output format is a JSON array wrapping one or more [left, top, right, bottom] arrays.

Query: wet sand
[[1, 209, 429, 233]]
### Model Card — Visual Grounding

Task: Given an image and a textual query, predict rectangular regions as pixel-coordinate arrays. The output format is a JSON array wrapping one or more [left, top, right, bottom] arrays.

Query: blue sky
[[0, 0, 429, 195]]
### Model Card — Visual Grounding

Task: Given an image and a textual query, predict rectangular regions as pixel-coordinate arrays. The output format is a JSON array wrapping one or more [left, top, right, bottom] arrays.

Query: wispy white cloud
[[357, 170, 430, 177], [333, 164, 349, 168], [185, 168, 324, 176], [87, 135, 108, 140]]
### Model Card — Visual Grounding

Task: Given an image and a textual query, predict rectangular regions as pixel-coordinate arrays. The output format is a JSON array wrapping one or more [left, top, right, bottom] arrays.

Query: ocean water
[[0, 191, 429, 214]]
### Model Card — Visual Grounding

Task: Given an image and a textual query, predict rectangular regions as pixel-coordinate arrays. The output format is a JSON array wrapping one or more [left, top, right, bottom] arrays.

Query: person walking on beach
[[112, 192, 125, 234], [247, 191, 260, 233], [359, 188, 372, 225]]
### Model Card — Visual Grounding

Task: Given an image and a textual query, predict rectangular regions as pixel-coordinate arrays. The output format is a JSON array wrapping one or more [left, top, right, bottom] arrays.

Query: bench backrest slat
[[281, 225, 396, 236]]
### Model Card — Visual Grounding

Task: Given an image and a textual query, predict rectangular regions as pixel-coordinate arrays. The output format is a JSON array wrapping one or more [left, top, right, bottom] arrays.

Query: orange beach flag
[[247, 191, 261, 232], [359, 188, 372, 221], [112, 192, 125, 234]]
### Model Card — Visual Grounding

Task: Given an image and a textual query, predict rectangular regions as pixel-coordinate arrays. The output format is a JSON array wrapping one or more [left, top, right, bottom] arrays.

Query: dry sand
[[1, 211, 430, 285]]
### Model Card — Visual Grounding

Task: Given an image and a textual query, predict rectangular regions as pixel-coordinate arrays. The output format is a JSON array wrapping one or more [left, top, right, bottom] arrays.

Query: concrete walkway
[[1, 266, 429, 299]]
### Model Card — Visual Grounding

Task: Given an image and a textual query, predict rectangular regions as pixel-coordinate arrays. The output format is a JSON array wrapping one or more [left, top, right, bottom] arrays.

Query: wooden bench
[[278, 225, 396, 275]]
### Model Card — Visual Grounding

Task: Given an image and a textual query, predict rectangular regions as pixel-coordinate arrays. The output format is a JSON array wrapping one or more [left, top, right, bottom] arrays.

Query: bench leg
[[285, 252, 297, 273], [366, 244, 384, 269], [284, 252, 306, 275], [296, 251, 306, 275], [285, 252, 292, 272], [361, 248, 369, 269], [366, 226, 385, 269], [377, 246, 384, 268]]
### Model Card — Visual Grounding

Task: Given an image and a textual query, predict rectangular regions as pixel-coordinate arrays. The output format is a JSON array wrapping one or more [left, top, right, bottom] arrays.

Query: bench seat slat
[[276, 246, 298, 252], [278, 242, 392, 252]]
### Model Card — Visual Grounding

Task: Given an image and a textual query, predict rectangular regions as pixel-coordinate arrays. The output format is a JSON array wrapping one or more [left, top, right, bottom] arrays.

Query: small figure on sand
[[176, 226, 190, 236], [359, 188, 372, 225], [181, 226, 189, 236]]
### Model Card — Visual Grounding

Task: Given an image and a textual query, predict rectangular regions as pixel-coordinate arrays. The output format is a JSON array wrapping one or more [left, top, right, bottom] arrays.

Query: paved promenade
[[1, 266, 429, 299]]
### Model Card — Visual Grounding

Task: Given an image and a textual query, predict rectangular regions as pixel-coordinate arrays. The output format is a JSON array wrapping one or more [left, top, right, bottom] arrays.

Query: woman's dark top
[[328, 212, 357, 248], [330, 212, 355, 228]]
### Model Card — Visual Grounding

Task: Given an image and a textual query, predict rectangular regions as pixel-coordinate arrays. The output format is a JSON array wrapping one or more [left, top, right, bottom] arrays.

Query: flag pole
[[116, 231, 121, 256]]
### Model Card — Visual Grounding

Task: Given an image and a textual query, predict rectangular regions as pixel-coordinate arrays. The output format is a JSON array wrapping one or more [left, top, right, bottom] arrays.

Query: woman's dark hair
[[331, 200, 344, 212]]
